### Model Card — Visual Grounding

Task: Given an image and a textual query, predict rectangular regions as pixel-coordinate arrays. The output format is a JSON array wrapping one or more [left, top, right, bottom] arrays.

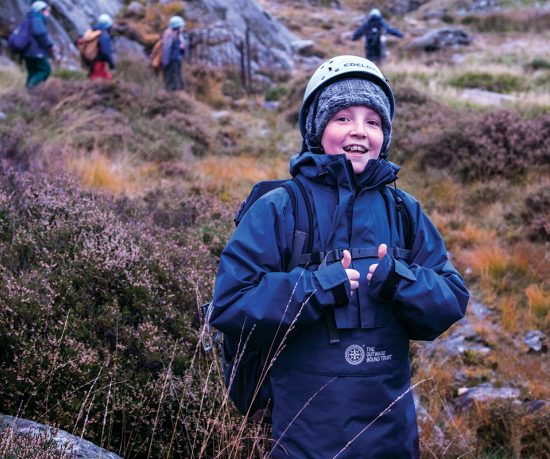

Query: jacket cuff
[[312, 262, 350, 307], [368, 256, 417, 301]]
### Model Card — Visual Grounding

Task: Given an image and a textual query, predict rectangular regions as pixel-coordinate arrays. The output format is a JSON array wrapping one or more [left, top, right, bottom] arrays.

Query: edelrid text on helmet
[[298, 55, 395, 140]]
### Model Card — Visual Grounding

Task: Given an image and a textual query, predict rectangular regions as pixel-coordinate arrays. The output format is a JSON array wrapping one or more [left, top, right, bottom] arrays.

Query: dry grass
[[525, 284, 550, 325], [67, 150, 160, 195]]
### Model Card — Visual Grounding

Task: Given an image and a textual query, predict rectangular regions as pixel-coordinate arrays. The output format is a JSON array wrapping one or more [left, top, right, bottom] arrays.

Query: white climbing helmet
[[369, 8, 382, 17], [31, 1, 49, 13], [97, 13, 113, 28], [298, 55, 395, 140], [168, 15, 185, 30]]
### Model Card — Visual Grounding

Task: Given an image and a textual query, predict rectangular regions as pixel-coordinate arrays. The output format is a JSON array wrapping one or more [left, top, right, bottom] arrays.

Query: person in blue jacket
[[353, 8, 404, 63], [210, 55, 469, 458], [23, 1, 54, 88], [89, 14, 115, 81], [161, 15, 186, 91]]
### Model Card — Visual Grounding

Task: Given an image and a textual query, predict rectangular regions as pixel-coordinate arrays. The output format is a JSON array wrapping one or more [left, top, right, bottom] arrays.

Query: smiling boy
[[211, 55, 469, 458]]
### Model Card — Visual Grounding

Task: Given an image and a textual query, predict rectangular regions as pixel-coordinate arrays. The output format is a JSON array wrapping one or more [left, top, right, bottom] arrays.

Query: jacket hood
[[290, 152, 399, 189]]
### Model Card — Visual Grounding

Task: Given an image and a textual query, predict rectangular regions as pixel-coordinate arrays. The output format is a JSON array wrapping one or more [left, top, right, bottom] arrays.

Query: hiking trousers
[[90, 61, 112, 81], [163, 60, 184, 91], [25, 57, 51, 88]]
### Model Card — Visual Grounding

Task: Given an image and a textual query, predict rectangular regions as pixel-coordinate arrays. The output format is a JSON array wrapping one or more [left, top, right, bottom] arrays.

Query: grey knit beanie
[[305, 78, 392, 158]]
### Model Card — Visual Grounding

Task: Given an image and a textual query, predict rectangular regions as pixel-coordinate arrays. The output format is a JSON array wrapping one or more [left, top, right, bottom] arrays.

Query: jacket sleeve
[[352, 22, 367, 41], [32, 16, 53, 50], [368, 196, 469, 341], [210, 190, 351, 346], [382, 20, 405, 38]]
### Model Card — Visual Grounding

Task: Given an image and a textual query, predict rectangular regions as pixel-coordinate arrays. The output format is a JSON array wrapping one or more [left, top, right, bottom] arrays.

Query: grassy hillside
[[0, 0, 549, 457]]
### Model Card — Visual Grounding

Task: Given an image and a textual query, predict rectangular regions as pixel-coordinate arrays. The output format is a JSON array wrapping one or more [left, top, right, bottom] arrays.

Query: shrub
[[461, 9, 550, 33], [265, 85, 290, 102], [447, 71, 525, 93], [418, 110, 550, 182], [0, 166, 238, 457], [521, 186, 550, 242]]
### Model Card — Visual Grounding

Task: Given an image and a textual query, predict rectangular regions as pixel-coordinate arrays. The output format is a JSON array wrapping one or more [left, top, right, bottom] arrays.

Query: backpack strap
[[282, 178, 339, 345], [281, 176, 313, 270]]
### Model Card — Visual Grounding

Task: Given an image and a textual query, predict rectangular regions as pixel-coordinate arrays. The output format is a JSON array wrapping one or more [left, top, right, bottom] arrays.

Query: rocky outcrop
[[177, 0, 299, 72], [407, 27, 472, 52], [0, 414, 122, 459]]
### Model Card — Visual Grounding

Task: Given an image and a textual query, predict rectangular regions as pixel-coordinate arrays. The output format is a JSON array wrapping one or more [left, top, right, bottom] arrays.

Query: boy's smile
[[321, 105, 384, 174]]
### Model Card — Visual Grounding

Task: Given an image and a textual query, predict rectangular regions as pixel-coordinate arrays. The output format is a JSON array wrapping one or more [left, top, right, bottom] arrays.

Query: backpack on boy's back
[[77, 29, 102, 64], [8, 17, 32, 53], [201, 176, 414, 422]]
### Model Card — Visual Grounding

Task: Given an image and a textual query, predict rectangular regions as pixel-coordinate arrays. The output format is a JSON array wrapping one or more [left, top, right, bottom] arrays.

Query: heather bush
[[461, 8, 550, 33], [0, 79, 220, 168], [521, 186, 550, 242], [0, 166, 244, 457], [0, 427, 74, 459], [391, 86, 550, 181]]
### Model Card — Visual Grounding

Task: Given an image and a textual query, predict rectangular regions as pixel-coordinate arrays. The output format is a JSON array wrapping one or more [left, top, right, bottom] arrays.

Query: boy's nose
[[350, 121, 368, 137]]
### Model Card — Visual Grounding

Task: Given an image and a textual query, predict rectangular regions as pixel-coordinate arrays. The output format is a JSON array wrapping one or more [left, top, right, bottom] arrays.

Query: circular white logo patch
[[345, 345, 365, 365]]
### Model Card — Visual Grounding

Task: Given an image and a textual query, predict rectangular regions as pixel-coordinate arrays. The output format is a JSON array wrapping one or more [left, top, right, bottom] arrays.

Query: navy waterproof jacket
[[22, 11, 53, 59], [211, 152, 469, 458], [93, 24, 115, 69], [352, 16, 404, 47]]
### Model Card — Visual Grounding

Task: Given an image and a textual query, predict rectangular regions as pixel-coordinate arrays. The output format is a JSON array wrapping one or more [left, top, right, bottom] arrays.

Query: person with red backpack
[[20, 1, 54, 88], [88, 14, 115, 81], [209, 55, 469, 458], [352, 8, 404, 63]]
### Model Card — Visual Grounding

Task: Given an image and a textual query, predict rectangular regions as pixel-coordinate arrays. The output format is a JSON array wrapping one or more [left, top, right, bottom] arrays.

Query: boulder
[[0, 414, 122, 459], [407, 27, 472, 52]]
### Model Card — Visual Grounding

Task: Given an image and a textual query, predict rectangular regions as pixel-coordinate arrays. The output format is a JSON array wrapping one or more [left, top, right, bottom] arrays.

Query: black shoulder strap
[[282, 178, 340, 345], [392, 183, 414, 252], [281, 176, 313, 271]]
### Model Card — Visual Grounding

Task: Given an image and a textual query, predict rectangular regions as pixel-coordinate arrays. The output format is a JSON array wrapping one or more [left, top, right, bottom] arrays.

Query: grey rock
[[460, 88, 516, 107], [455, 385, 521, 410], [0, 414, 122, 459], [0, 111, 6, 121], [407, 27, 472, 52], [523, 330, 547, 353], [113, 35, 147, 60], [126, 1, 145, 17]]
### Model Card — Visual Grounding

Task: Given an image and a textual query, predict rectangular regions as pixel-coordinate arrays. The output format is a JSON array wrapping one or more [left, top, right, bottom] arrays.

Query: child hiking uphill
[[210, 55, 469, 458], [88, 14, 115, 81]]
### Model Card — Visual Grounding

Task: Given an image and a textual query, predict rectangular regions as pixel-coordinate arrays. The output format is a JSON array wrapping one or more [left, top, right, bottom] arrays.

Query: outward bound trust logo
[[345, 344, 365, 365]]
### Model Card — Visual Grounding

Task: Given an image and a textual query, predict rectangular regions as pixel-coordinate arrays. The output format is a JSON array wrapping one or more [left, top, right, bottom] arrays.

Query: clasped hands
[[341, 244, 388, 293]]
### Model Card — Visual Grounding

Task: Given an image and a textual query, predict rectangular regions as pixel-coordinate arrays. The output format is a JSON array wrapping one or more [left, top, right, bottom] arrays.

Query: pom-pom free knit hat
[[305, 78, 392, 158]]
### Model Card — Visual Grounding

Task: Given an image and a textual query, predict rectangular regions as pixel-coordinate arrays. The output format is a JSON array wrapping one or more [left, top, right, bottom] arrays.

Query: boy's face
[[321, 105, 384, 174]]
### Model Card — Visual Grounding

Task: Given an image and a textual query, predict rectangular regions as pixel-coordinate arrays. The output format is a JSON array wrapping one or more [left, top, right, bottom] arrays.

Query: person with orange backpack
[[160, 15, 186, 91], [87, 13, 115, 81]]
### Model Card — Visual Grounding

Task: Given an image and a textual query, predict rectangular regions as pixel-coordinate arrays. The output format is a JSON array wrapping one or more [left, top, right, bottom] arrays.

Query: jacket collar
[[290, 152, 399, 190]]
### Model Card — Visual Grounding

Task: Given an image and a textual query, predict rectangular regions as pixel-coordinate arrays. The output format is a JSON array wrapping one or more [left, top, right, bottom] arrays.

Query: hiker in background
[[89, 13, 115, 81], [209, 55, 469, 457], [161, 15, 186, 91], [22, 1, 54, 88], [352, 8, 404, 63]]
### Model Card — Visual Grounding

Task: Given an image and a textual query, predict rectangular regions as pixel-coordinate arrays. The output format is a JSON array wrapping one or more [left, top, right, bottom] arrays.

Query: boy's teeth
[[344, 146, 366, 152]]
